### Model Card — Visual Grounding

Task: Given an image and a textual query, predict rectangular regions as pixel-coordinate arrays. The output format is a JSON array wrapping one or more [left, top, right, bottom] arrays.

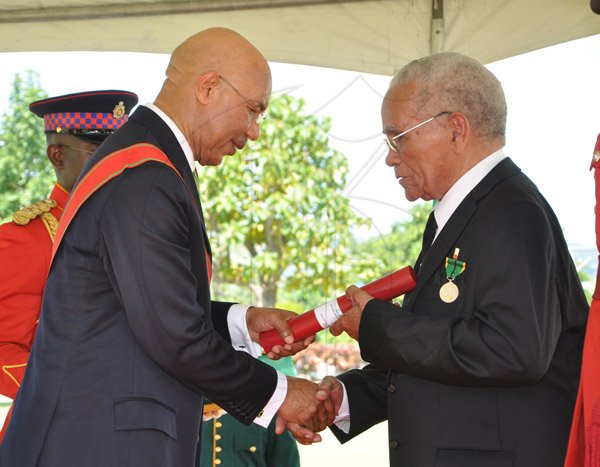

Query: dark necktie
[[415, 211, 437, 273]]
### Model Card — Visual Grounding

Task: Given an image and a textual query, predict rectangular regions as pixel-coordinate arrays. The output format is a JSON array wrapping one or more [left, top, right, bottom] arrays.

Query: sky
[[0, 33, 599, 251]]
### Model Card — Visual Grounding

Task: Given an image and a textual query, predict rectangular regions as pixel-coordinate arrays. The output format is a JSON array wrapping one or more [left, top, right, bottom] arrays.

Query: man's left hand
[[246, 307, 315, 359], [329, 285, 374, 340]]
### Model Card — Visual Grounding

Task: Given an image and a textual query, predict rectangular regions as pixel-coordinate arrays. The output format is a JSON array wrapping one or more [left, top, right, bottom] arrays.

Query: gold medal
[[439, 281, 459, 303], [440, 247, 465, 303]]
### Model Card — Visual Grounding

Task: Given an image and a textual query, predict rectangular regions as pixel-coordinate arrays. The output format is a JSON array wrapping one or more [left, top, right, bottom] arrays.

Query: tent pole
[[430, 0, 445, 54], [0, 0, 369, 23]]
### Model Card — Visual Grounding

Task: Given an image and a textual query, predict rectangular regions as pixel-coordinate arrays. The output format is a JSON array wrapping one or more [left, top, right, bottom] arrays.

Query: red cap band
[[44, 112, 128, 132]]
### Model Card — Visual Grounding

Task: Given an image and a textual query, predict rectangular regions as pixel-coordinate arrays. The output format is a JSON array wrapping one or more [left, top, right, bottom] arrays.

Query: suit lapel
[[411, 198, 477, 300], [130, 106, 212, 256], [410, 158, 522, 299]]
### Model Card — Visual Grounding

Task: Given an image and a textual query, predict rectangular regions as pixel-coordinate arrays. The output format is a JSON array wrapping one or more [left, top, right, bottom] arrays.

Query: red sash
[[51, 143, 212, 281]]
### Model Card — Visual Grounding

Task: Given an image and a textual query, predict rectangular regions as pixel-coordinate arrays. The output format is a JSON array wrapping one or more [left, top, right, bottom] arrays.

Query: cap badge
[[113, 101, 126, 119]]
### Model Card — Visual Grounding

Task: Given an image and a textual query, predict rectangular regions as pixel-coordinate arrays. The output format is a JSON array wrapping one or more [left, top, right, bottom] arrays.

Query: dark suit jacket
[[332, 158, 588, 467], [0, 106, 277, 467]]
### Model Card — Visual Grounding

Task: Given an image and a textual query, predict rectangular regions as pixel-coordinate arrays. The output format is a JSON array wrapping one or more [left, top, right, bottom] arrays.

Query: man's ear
[[448, 112, 469, 150], [195, 71, 220, 105], [47, 144, 64, 169]]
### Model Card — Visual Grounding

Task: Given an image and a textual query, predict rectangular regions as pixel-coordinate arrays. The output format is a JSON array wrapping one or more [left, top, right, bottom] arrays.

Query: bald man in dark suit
[[0, 28, 333, 467]]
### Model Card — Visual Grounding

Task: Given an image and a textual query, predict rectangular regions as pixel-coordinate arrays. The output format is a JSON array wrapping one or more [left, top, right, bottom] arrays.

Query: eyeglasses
[[218, 75, 266, 126], [384, 111, 451, 153], [57, 144, 97, 155]]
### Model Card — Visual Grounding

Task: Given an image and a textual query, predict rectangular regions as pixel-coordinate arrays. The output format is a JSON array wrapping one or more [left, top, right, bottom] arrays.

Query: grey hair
[[393, 52, 507, 143]]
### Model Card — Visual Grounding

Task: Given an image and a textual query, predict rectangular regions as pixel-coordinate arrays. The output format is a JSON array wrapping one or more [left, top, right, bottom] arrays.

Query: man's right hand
[[278, 376, 344, 445], [329, 285, 373, 340], [274, 376, 336, 443], [246, 306, 316, 359]]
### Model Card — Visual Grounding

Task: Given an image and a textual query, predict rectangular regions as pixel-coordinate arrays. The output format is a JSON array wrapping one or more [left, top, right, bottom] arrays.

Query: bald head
[[166, 28, 270, 90], [154, 27, 272, 165]]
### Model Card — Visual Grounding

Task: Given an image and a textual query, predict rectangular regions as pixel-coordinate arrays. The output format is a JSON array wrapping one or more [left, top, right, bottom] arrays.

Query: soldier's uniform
[[565, 134, 600, 466], [0, 183, 67, 399], [0, 90, 137, 442], [200, 356, 301, 467]]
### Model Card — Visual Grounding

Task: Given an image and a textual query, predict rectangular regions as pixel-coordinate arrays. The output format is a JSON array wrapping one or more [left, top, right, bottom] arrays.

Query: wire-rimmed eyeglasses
[[384, 111, 451, 153], [57, 144, 96, 155], [218, 75, 266, 126]]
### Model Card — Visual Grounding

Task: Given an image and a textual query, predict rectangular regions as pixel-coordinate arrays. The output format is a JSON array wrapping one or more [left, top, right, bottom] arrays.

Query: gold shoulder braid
[[40, 211, 58, 242], [12, 199, 58, 242]]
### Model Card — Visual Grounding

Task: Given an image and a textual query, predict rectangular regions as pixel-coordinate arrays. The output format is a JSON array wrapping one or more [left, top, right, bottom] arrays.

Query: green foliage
[[350, 202, 433, 281], [280, 203, 434, 344], [0, 71, 50, 221], [577, 266, 593, 304], [201, 94, 367, 307]]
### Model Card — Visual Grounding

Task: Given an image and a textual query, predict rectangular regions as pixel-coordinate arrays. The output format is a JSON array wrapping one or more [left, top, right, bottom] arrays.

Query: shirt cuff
[[227, 304, 263, 357], [253, 370, 287, 428], [333, 381, 351, 433]]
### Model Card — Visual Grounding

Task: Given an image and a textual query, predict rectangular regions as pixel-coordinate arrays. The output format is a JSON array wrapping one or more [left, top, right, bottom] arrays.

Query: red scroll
[[259, 266, 417, 352]]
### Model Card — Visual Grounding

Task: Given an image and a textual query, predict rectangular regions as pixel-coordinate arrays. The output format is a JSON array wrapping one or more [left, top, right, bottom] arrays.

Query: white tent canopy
[[0, 0, 599, 75]]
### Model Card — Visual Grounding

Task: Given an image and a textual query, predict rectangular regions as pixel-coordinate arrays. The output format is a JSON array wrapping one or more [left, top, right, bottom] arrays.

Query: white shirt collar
[[433, 148, 507, 239], [144, 103, 196, 173]]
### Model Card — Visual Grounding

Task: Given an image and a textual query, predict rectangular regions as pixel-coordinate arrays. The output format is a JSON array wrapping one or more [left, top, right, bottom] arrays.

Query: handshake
[[275, 376, 343, 445], [246, 276, 406, 444], [246, 305, 350, 445], [247, 306, 348, 444]]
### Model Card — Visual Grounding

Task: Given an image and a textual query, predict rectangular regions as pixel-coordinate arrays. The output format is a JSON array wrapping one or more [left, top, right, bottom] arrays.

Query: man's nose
[[385, 148, 398, 167], [246, 121, 260, 141]]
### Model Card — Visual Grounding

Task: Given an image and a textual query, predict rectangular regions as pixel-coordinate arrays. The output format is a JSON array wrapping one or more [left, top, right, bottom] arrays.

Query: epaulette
[[12, 199, 57, 226], [12, 199, 59, 242], [590, 134, 600, 170]]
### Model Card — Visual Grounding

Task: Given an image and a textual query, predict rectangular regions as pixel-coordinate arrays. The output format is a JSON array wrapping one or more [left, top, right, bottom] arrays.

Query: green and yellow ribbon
[[445, 247, 466, 281]]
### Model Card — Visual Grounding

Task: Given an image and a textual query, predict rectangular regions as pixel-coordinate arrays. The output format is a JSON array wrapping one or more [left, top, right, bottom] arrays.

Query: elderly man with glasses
[[290, 52, 588, 467]]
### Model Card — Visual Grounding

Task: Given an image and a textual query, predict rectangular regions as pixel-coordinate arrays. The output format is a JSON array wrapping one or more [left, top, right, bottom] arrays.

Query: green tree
[[200, 94, 367, 308], [351, 202, 433, 280], [0, 71, 50, 221], [576, 266, 594, 304]]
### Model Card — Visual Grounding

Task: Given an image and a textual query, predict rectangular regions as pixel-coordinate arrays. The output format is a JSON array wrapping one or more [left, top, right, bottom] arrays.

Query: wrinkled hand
[[246, 307, 315, 359], [329, 285, 373, 340], [282, 376, 345, 445], [317, 376, 344, 414], [274, 377, 336, 444]]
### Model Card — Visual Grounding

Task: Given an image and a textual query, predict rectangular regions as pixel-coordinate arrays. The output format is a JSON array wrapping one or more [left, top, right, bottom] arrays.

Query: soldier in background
[[200, 355, 300, 467], [0, 89, 138, 442]]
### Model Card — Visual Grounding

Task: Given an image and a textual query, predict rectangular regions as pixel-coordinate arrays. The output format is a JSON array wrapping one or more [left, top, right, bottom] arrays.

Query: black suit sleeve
[[359, 200, 563, 387], [210, 300, 235, 343], [330, 367, 389, 443], [98, 164, 276, 422]]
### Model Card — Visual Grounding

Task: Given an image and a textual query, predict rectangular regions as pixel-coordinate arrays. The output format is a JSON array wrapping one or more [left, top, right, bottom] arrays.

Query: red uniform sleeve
[[0, 220, 51, 399]]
